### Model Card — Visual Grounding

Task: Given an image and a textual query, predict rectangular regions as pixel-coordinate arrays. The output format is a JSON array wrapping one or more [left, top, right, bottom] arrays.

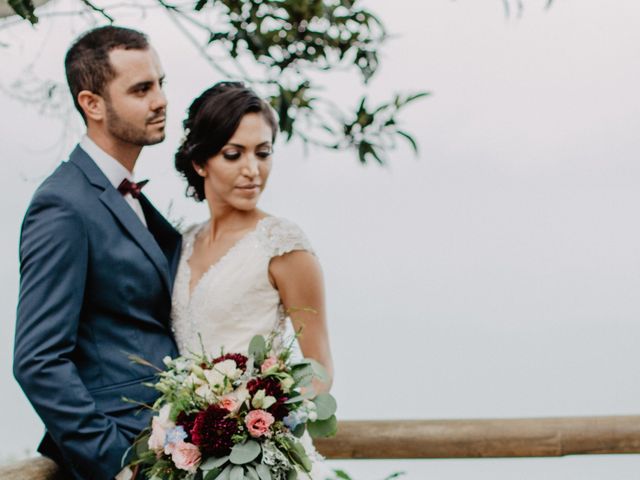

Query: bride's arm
[[269, 250, 334, 393]]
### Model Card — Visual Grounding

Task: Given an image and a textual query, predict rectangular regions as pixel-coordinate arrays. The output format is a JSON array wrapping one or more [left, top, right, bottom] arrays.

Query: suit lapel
[[69, 146, 173, 296], [140, 195, 182, 288]]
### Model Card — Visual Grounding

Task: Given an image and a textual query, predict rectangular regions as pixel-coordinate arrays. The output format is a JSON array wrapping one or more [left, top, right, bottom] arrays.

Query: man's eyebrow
[[127, 76, 165, 92], [127, 80, 153, 92]]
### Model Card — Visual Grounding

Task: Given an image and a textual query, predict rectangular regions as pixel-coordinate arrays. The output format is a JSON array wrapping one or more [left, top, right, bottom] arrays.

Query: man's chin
[[144, 133, 166, 146]]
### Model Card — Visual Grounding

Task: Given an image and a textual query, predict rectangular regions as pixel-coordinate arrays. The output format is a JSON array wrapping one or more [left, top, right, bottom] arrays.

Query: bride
[[171, 81, 334, 479]]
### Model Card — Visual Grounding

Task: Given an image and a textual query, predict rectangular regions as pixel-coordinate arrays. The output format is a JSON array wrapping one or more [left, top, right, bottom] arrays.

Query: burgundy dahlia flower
[[247, 377, 290, 420], [212, 353, 249, 372], [190, 405, 239, 456]]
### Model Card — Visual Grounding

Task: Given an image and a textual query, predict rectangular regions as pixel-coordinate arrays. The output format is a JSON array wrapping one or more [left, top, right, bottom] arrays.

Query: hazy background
[[2, 0, 640, 477]]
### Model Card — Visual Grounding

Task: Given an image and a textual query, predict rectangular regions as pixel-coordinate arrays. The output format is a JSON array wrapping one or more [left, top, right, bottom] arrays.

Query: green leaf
[[313, 393, 337, 421], [230, 440, 261, 465], [256, 463, 272, 480], [333, 470, 353, 480], [307, 358, 329, 382], [246, 465, 260, 480], [307, 415, 338, 438], [382, 473, 406, 480], [292, 423, 306, 438], [282, 438, 312, 473], [249, 335, 267, 364], [291, 364, 314, 387], [135, 433, 150, 458], [284, 389, 316, 404], [287, 468, 298, 480], [201, 456, 230, 471], [194, 0, 208, 10], [230, 465, 244, 480], [204, 467, 224, 480], [397, 130, 418, 154], [215, 465, 233, 480]]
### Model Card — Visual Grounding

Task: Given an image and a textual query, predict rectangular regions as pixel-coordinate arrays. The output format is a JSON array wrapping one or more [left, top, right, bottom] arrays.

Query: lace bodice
[[170, 216, 314, 357]]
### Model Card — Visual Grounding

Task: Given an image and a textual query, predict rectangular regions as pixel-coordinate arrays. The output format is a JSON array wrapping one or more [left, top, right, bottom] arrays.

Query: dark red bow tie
[[117, 178, 149, 199]]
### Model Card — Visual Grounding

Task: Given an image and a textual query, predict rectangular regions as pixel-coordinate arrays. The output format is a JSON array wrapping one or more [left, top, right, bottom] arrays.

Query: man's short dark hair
[[64, 25, 149, 122]]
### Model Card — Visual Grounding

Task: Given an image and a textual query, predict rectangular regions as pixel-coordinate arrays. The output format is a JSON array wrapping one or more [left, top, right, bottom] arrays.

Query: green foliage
[[5, 0, 427, 164], [8, 0, 37, 23], [229, 440, 261, 465], [307, 414, 337, 438], [312, 393, 337, 420]]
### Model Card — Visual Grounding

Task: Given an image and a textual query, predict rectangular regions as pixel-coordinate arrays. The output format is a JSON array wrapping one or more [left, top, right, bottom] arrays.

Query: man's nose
[[151, 86, 167, 111]]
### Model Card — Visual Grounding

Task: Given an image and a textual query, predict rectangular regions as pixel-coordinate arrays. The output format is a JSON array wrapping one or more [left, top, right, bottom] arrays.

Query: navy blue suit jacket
[[14, 146, 181, 480]]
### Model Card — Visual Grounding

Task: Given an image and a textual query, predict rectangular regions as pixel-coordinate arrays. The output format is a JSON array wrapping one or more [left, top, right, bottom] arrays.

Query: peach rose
[[219, 394, 241, 413], [261, 356, 279, 374], [171, 441, 201, 473], [245, 409, 275, 438]]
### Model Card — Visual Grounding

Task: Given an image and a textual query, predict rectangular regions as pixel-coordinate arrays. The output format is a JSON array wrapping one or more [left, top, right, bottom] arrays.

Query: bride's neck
[[207, 208, 265, 240]]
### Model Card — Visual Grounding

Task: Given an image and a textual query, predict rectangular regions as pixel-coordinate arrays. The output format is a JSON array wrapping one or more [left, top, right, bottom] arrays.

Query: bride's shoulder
[[256, 216, 315, 258], [180, 221, 207, 241]]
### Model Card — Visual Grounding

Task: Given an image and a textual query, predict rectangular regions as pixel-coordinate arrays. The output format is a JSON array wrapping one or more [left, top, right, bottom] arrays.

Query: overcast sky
[[1, 0, 640, 477]]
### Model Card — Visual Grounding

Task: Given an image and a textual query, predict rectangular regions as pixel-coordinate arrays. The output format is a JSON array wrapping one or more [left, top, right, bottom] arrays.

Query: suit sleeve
[[14, 193, 130, 480]]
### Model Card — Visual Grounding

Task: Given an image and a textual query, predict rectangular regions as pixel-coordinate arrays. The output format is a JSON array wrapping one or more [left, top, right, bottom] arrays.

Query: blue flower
[[164, 425, 187, 447]]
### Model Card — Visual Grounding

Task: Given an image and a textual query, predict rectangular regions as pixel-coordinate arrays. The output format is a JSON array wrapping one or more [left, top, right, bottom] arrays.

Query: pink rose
[[219, 394, 240, 413], [245, 409, 275, 438], [148, 416, 168, 455], [261, 356, 278, 374], [171, 442, 201, 473]]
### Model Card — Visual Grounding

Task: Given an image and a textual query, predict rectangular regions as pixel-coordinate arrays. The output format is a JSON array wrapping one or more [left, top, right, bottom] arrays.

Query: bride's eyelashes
[[222, 149, 273, 161], [223, 150, 241, 161]]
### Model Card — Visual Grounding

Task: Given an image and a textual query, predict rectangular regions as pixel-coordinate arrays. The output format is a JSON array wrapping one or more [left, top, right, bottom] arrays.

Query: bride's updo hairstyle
[[175, 81, 278, 201]]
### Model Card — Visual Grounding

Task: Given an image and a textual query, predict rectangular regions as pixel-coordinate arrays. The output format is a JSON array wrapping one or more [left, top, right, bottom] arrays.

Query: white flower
[[204, 368, 226, 390], [214, 359, 242, 380], [195, 384, 215, 403], [185, 373, 205, 389]]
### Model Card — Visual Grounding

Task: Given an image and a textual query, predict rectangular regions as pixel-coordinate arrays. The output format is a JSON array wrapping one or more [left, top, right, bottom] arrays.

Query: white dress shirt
[[79, 135, 147, 227]]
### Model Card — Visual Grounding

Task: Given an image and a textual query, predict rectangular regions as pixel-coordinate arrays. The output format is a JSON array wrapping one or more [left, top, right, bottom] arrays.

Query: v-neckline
[[185, 217, 269, 301]]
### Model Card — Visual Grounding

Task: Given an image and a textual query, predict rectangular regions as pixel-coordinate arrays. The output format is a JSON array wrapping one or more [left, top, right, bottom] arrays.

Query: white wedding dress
[[171, 216, 334, 480]]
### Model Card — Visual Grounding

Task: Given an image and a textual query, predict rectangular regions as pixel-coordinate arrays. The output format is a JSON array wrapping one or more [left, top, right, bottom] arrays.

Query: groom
[[13, 26, 181, 480]]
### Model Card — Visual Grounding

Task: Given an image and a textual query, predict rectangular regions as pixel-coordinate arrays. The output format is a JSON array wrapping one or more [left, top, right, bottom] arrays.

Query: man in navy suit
[[14, 26, 181, 480]]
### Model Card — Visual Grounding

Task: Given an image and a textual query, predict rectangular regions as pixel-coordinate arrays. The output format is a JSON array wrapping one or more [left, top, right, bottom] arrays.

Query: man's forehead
[[109, 47, 164, 81]]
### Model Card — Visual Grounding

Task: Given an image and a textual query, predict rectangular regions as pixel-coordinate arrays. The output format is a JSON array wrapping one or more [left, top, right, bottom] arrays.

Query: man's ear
[[77, 90, 104, 122]]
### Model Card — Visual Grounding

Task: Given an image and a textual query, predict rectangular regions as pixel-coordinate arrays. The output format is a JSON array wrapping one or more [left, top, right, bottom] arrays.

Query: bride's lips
[[235, 184, 261, 194]]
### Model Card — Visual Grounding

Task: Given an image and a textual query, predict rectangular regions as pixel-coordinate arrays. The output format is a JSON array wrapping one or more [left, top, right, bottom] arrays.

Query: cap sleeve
[[258, 217, 315, 258]]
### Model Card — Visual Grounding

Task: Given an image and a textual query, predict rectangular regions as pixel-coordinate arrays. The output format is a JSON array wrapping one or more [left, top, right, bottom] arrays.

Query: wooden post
[[315, 416, 640, 458]]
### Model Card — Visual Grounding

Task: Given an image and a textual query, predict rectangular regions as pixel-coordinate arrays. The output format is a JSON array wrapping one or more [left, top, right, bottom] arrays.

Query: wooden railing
[[1, 416, 639, 479]]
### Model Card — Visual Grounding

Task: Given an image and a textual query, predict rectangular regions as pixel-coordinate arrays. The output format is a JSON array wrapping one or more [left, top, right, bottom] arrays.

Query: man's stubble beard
[[104, 99, 165, 147]]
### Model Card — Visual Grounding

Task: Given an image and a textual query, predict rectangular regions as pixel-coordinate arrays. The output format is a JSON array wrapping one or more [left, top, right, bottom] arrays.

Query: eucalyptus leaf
[[286, 438, 312, 472], [216, 464, 233, 480], [291, 364, 314, 387], [256, 463, 272, 480], [313, 393, 337, 421], [246, 464, 259, 480], [307, 415, 338, 438], [307, 358, 329, 382], [284, 389, 316, 404], [230, 465, 244, 480], [204, 467, 224, 480], [292, 423, 306, 438], [230, 440, 261, 465], [201, 456, 230, 471], [248, 335, 267, 364]]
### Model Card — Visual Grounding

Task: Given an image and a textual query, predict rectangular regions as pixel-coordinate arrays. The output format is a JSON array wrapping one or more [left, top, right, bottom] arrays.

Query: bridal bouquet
[[127, 335, 337, 480]]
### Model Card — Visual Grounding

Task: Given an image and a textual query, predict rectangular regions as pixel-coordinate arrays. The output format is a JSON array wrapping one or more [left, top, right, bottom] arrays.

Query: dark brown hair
[[64, 25, 149, 122], [175, 82, 278, 202]]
